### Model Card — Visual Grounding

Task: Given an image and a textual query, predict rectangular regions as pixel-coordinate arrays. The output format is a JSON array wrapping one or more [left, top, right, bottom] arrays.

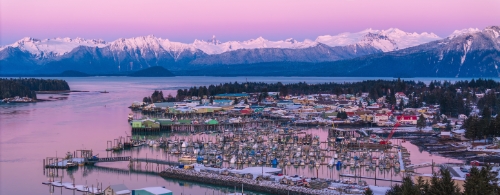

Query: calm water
[[0, 77, 469, 194]]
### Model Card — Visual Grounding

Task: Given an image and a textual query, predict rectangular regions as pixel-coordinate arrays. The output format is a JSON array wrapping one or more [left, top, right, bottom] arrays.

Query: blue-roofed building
[[277, 100, 294, 108], [153, 102, 175, 109], [214, 93, 249, 100], [212, 99, 234, 106]]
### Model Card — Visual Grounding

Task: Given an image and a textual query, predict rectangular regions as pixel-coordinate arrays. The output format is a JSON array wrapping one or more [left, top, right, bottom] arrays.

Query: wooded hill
[[0, 78, 70, 99]]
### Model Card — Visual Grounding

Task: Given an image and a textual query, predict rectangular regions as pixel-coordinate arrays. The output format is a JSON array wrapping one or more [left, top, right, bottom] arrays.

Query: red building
[[396, 115, 417, 125]]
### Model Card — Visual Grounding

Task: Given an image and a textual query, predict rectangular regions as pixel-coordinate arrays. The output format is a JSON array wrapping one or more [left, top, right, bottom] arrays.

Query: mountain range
[[1, 26, 498, 77]]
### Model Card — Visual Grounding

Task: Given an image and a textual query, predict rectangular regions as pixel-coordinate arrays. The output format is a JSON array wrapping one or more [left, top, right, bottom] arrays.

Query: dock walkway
[[97, 156, 131, 162], [339, 174, 402, 182], [398, 151, 405, 172]]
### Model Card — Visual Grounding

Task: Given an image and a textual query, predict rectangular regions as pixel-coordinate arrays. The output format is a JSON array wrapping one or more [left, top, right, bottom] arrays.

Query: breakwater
[[159, 168, 335, 195]]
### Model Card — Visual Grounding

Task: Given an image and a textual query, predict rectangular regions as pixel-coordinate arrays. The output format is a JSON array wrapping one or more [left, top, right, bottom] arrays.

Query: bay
[[0, 76, 479, 194]]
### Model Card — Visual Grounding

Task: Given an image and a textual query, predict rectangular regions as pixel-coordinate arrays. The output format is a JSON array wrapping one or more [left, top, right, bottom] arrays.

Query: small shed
[[132, 187, 173, 195], [104, 184, 130, 195]]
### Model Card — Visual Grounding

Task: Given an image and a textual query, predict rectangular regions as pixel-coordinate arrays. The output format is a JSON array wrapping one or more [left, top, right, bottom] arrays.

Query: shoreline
[[36, 90, 89, 94]]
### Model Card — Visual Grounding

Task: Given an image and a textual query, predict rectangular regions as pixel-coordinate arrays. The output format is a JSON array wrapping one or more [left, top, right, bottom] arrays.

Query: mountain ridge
[[1, 26, 498, 77]]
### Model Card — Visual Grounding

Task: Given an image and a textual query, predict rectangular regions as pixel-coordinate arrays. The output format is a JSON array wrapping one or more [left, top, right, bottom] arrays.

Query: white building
[[104, 184, 130, 195]]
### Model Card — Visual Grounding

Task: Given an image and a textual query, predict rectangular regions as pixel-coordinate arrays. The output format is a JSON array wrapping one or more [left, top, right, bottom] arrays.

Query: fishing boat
[[229, 156, 236, 164]]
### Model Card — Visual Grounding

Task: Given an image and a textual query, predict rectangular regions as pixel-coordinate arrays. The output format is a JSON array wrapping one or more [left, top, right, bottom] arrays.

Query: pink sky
[[1, 0, 499, 45]]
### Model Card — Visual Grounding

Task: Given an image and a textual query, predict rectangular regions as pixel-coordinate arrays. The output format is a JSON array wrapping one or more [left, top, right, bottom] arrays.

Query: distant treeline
[[157, 78, 500, 117], [0, 78, 70, 99]]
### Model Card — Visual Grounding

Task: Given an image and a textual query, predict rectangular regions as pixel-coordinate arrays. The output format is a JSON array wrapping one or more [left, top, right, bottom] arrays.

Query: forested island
[[0, 78, 70, 101]]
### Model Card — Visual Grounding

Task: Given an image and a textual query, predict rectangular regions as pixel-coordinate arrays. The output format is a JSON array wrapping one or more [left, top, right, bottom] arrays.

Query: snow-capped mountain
[[317, 26, 500, 77], [1, 26, 498, 77], [0, 37, 107, 58], [315, 28, 440, 52], [0, 28, 440, 57]]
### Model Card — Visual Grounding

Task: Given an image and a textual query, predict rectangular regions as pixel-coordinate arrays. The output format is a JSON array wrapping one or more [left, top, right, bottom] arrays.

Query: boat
[[179, 155, 197, 161], [100, 90, 109, 93], [66, 161, 77, 168], [328, 158, 335, 167]]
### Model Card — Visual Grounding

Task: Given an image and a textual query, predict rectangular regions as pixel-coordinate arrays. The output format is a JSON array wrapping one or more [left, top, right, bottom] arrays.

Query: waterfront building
[[214, 93, 249, 100], [132, 187, 173, 195], [104, 184, 130, 195]]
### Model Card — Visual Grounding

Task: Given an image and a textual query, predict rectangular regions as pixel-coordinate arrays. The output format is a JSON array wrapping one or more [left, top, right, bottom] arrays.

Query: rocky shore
[[159, 167, 339, 195]]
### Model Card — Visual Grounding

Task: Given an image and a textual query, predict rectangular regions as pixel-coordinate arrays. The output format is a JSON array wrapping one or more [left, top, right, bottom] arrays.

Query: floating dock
[[398, 151, 405, 172], [159, 167, 334, 195]]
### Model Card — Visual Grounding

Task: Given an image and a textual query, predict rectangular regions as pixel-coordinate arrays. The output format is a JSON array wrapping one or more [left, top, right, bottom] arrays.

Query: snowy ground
[[368, 185, 390, 195], [466, 144, 500, 153]]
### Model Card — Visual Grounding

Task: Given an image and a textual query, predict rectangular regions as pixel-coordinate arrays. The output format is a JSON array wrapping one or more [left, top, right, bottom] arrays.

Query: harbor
[[41, 121, 426, 195], [3, 76, 487, 195]]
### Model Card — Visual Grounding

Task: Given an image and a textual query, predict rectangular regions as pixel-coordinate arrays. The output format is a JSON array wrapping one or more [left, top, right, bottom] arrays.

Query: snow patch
[[448, 28, 480, 38], [461, 38, 473, 65]]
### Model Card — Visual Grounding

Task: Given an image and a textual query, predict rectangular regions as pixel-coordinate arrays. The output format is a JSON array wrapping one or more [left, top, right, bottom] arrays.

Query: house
[[395, 92, 406, 98], [277, 100, 295, 108], [132, 187, 173, 195], [104, 184, 130, 195], [452, 129, 469, 141], [440, 131, 451, 140], [396, 115, 418, 125], [373, 114, 389, 123], [494, 137, 500, 146], [212, 99, 234, 106]]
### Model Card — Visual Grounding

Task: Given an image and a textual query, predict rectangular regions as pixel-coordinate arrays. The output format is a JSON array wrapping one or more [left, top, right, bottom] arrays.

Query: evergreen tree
[[442, 116, 449, 124], [494, 114, 500, 137], [429, 169, 461, 195], [415, 176, 430, 194], [386, 177, 420, 195], [445, 121, 452, 131], [464, 166, 500, 195], [432, 114, 439, 125], [465, 116, 480, 142], [417, 114, 426, 130], [388, 90, 397, 106], [364, 187, 374, 195], [399, 99, 405, 110]]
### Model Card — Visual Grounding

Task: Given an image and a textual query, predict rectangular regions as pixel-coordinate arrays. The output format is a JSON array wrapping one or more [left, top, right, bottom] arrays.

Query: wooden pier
[[339, 174, 402, 182]]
